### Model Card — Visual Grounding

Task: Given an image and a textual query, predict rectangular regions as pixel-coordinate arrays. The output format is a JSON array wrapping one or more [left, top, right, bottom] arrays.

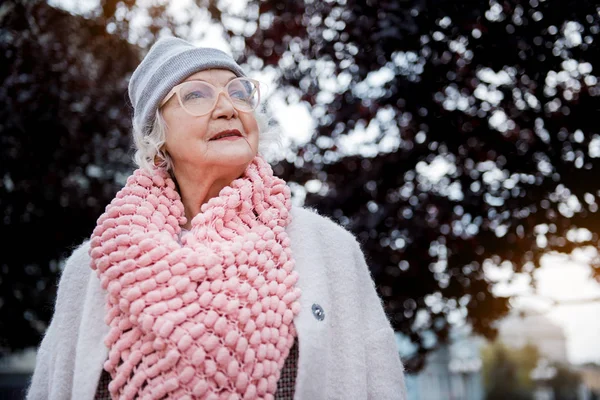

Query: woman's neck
[[172, 164, 247, 230]]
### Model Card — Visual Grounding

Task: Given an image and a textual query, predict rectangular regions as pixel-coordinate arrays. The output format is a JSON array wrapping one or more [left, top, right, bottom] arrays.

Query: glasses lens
[[179, 81, 216, 115], [227, 78, 259, 111]]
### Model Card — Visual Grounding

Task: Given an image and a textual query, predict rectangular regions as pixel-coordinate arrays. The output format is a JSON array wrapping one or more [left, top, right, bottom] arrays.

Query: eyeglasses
[[160, 77, 261, 116]]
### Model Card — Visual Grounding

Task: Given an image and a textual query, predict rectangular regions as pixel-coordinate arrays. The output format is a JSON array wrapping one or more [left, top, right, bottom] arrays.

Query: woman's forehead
[[183, 69, 237, 84]]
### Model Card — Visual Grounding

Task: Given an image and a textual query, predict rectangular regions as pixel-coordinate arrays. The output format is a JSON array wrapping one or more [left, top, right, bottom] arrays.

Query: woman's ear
[[153, 153, 162, 167], [154, 147, 168, 167]]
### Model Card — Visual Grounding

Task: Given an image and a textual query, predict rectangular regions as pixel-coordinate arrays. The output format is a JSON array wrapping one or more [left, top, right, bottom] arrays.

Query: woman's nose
[[212, 90, 236, 118]]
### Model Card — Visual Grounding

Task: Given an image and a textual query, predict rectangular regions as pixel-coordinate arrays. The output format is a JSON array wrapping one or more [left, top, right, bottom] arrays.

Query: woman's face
[[160, 69, 259, 174]]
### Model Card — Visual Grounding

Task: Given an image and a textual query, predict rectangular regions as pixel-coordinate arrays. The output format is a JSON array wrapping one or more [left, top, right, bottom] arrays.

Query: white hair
[[132, 107, 282, 173]]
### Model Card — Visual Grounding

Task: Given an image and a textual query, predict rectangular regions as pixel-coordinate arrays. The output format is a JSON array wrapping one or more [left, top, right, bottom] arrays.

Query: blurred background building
[[402, 327, 485, 400], [497, 311, 569, 364]]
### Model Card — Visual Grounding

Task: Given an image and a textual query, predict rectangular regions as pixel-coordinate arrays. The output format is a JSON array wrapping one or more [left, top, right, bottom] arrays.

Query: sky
[[45, 0, 600, 366]]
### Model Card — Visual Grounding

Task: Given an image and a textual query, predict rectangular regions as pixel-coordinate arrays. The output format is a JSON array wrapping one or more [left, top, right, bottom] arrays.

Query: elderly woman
[[26, 36, 407, 400]]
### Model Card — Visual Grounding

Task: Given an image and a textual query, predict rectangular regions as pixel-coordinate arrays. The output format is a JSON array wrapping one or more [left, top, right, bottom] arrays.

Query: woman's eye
[[184, 90, 209, 100], [230, 90, 248, 99]]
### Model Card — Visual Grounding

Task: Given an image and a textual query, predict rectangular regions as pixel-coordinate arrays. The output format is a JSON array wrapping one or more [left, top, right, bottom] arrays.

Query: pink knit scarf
[[89, 156, 301, 400]]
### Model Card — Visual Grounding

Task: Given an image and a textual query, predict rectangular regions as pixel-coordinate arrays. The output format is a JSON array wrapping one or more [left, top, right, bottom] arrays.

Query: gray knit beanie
[[128, 36, 247, 134]]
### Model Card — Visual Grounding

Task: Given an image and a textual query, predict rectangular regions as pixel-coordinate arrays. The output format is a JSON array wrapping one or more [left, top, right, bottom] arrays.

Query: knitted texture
[[89, 156, 301, 400]]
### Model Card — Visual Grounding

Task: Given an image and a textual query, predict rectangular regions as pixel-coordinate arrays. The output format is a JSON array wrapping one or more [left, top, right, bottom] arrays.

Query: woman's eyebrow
[[183, 76, 237, 84]]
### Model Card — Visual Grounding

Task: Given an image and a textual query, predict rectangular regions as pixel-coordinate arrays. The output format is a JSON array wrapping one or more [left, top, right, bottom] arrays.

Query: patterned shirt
[[94, 337, 299, 399]]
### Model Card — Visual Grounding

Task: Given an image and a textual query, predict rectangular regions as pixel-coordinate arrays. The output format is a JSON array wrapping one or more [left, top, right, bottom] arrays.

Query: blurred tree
[[0, 0, 139, 352], [222, 0, 600, 370], [548, 362, 582, 400], [481, 340, 538, 399], [482, 340, 582, 399], [510, 341, 540, 390], [3, 0, 600, 374]]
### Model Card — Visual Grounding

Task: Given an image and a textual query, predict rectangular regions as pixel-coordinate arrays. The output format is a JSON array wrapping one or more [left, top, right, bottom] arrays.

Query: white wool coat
[[26, 206, 407, 399]]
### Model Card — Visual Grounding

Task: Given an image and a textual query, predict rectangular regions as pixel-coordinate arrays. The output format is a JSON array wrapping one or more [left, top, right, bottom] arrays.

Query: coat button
[[311, 304, 325, 321]]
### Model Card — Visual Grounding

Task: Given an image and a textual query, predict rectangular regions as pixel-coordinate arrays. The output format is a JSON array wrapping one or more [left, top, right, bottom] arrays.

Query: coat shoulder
[[289, 206, 362, 251], [290, 205, 355, 236], [66, 239, 92, 266], [52, 239, 94, 316], [61, 239, 92, 283]]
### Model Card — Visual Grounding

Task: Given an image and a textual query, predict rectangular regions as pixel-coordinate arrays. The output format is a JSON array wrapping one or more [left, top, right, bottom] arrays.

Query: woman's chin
[[210, 145, 257, 164]]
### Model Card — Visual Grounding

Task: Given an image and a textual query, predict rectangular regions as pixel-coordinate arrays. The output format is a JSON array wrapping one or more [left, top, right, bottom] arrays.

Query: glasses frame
[[159, 77, 261, 117]]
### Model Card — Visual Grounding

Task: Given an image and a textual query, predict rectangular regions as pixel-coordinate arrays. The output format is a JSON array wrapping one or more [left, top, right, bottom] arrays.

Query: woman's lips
[[213, 135, 242, 141], [209, 129, 243, 141]]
